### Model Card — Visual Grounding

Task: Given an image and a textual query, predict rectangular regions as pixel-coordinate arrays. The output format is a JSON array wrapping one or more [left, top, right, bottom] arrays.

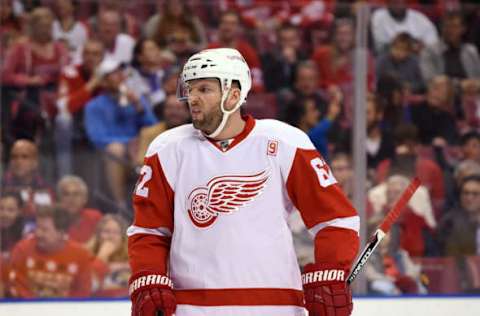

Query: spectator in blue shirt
[[85, 57, 157, 209]]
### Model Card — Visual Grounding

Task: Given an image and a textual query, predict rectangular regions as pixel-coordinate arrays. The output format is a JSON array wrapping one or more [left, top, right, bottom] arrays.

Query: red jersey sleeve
[[286, 148, 359, 268], [128, 153, 174, 275]]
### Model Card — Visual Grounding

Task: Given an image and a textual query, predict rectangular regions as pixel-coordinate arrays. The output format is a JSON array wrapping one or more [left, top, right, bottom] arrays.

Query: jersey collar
[[206, 115, 255, 152]]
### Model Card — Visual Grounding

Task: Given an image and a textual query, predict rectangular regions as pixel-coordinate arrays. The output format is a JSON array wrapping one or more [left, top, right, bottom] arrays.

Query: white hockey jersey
[[128, 116, 360, 316]]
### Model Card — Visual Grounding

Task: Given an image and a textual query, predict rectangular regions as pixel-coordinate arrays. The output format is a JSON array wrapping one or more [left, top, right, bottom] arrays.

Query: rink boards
[[1, 296, 479, 316]]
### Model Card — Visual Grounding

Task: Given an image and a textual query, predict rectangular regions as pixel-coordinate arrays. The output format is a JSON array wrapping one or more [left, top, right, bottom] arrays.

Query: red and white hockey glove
[[302, 263, 353, 316], [129, 272, 176, 316]]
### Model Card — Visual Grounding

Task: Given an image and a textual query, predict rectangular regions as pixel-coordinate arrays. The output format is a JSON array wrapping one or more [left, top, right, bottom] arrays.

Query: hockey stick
[[346, 177, 421, 285]]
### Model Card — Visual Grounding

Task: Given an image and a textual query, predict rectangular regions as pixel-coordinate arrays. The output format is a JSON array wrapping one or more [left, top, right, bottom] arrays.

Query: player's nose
[[188, 93, 200, 106]]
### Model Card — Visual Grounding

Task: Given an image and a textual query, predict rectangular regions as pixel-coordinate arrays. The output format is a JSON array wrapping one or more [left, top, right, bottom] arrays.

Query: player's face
[[186, 79, 223, 135]]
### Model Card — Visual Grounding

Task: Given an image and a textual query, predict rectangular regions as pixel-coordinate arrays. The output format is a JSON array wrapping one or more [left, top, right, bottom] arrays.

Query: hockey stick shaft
[[346, 177, 421, 285]]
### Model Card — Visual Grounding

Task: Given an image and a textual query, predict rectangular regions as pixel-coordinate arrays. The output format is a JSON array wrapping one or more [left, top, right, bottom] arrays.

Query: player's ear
[[225, 87, 241, 111]]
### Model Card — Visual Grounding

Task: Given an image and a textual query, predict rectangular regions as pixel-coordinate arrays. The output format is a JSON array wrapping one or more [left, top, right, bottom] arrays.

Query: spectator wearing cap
[[85, 57, 157, 209], [7, 206, 93, 298], [1, 139, 54, 219], [56, 175, 102, 244]]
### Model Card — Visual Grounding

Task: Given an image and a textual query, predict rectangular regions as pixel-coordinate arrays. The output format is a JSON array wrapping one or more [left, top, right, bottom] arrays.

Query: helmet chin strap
[[205, 80, 242, 139]]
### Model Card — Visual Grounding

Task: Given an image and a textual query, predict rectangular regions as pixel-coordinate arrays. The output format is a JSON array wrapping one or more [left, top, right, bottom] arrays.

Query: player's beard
[[192, 101, 224, 135]]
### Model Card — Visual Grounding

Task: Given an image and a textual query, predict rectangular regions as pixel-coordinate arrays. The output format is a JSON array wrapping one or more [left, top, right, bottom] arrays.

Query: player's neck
[[211, 112, 246, 141]]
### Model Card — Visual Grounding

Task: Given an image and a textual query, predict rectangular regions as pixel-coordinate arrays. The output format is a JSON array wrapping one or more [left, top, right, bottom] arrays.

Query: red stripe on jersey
[[174, 288, 304, 307], [286, 148, 357, 229], [132, 153, 174, 230], [314, 227, 359, 268], [128, 234, 171, 275]]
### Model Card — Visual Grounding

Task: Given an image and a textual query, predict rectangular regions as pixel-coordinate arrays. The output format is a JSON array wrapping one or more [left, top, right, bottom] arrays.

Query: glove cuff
[[302, 262, 350, 288], [128, 271, 173, 297]]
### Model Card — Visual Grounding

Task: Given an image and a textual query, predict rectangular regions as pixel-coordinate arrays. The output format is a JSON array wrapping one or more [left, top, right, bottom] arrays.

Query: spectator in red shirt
[[208, 10, 264, 92], [56, 175, 102, 244], [0, 0, 24, 62], [2, 7, 69, 141], [2, 7, 69, 88], [311, 18, 375, 127], [7, 206, 93, 298], [1, 139, 54, 219], [312, 17, 375, 90], [55, 38, 105, 178]]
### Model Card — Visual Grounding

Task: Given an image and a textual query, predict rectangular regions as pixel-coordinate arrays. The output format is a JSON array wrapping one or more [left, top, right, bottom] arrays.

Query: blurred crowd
[[2, 0, 480, 299]]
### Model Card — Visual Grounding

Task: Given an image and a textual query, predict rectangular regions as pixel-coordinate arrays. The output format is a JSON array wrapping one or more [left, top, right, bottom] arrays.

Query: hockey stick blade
[[346, 177, 421, 285]]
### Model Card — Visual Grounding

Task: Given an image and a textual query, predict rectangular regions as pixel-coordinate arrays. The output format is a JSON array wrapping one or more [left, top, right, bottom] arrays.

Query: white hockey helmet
[[178, 48, 252, 138]]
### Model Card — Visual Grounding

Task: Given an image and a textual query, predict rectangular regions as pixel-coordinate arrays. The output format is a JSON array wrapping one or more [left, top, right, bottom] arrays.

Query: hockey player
[[127, 48, 360, 316]]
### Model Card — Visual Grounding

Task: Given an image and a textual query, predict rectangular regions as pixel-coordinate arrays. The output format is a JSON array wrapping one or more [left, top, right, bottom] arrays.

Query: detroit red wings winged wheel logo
[[186, 170, 270, 228]]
